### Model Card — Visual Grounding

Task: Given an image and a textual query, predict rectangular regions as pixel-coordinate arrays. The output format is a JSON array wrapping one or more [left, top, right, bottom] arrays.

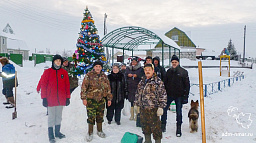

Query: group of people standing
[[36, 54, 190, 143]]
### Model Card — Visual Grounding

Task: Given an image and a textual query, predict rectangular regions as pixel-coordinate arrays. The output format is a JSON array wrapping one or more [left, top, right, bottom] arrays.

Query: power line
[[0, 0, 82, 32], [0, 7, 79, 32]]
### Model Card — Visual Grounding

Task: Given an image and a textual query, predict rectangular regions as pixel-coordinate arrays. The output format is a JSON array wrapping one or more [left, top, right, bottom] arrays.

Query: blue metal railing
[[190, 75, 245, 97]]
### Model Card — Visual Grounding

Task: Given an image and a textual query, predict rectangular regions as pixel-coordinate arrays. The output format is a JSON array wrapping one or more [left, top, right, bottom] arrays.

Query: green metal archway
[[101, 26, 180, 67]]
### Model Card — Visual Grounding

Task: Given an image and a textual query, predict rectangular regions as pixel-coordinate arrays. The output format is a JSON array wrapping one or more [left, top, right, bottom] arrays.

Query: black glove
[[42, 98, 48, 107], [66, 98, 70, 106], [182, 95, 189, 104]]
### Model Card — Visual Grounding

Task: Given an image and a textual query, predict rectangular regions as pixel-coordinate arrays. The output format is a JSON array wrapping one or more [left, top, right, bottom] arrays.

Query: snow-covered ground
[[0, 60, 255, 143]]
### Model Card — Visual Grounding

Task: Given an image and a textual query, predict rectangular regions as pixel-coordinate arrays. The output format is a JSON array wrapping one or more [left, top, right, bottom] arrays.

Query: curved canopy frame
[[101, 26, 180, 67]]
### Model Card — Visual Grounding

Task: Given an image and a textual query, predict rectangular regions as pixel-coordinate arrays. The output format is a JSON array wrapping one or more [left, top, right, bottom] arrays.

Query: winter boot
[[129, 107, 134, 120], [3, 98, 10, 105], [176, 124, 182, 137], [48, 127, 56, 143], [86, 124, 93, 142], [7, 97, 15, 105], [135, 106, 140, 121], [55, 125, 66, 139], [144, 134, 152, 143], [3, 96, 9, 104], [155, 139, 161, 143], [161, 123, 166, 132], [5, 104, 15, 109], [3, 102, 10, 105], [96, 123, 106, 138]]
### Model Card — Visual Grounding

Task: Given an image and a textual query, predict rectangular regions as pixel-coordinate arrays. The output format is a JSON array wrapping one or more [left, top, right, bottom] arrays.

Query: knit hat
[[93, 60, 103, 68], [144, 63, 154, 71], [112, 63, 120, 69], [121, 63, 126, 66], [131, 57, 138, 62], [52, 54, 63, 65], [171, 55, 179, 62], [52, 54, 63, 70], [0, 57, 9, 65], [62, 57, 68, 62]]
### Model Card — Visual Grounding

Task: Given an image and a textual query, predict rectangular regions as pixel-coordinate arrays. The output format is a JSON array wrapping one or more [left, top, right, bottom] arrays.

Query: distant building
[[0, 23, 29, 60], [154, 27, 197, 60], [196, 47, 205, 57], [198, 50, 219, 60]]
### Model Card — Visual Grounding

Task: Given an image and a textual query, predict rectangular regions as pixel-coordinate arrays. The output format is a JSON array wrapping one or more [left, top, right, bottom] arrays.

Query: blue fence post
[[212, 83, 214, 93], [204, 84, 207, 97], [228, 79, 231, 87], [218, 82, 220, 91]]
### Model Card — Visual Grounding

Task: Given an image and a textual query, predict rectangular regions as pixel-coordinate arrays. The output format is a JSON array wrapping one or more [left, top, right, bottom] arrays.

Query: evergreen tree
[[71, 6, 108, 76], [227, 39, 237, 60]]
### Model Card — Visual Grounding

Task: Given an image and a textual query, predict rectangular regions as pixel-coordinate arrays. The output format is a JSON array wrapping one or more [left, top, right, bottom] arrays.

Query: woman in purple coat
[[125, 57, 144, 120]]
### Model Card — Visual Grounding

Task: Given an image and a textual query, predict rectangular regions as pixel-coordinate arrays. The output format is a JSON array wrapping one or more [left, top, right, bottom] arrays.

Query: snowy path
[[0, 61, 255, 143]]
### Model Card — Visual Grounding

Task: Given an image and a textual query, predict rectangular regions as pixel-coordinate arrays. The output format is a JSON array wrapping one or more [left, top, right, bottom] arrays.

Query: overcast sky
[[0, 0, 256, 57]]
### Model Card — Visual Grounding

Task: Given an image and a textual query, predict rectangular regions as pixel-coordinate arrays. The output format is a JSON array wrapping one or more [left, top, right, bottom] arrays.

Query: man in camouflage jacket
[[62, 57, 78, 94], [81, 61, 113, 142], [134, 64, 167, 143]]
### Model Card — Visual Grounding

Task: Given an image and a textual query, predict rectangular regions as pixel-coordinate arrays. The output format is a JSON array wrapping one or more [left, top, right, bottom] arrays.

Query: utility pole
[[104, 13, 107, 35], [104, 13, 110, 64], [243, 25, 246, 63]]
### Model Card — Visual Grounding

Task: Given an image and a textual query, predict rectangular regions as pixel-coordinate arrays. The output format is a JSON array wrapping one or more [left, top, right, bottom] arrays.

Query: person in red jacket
[[40, 54, 70, 143], [36, 76, 42, 93]]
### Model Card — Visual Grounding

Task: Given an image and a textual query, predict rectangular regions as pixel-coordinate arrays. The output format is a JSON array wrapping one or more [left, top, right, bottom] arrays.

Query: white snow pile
[[0, 60, 255, 143]]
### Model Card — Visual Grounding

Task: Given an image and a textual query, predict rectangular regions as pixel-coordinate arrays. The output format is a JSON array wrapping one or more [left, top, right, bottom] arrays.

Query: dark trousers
[[161, 96, 183, 125], [2, 87, 13, 98], [130, 101, 134, 107], [106, 101, 123, 122]]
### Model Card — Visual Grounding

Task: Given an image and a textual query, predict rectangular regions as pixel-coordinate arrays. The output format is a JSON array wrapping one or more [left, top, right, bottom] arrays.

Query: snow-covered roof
[[102, 26, 180, 51], [0, 23, 16, 39], [201, 50, 219, 57], [153, 30, 180, 49], [180, 48, 196, 52], [0, 23, 29, 51], [7, 38, 29, 50]]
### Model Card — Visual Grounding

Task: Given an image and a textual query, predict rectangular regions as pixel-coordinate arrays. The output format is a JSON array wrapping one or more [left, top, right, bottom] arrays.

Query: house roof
[[0, 23, 29, 50], [101, 26, 180, 51], [165, 27, 196, 47], [7, 38, 29, 50], [201, 50, 219, 57]]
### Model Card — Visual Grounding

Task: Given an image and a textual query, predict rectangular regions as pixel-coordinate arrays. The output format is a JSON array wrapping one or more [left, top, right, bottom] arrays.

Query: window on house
[[171, 35, 178, 41], [2, 38, 5, 45]]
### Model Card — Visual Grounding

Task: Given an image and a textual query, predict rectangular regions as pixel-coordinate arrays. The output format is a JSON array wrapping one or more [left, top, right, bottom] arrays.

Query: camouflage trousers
[[87, 98, 105, 125], [140, 108, 162, 140]]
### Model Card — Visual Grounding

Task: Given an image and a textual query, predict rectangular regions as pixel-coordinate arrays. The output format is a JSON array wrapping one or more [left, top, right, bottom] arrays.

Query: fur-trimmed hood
[[127, 62, 142, 71]]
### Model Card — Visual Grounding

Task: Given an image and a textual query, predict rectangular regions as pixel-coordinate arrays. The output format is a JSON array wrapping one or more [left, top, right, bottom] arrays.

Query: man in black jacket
[[161, 55, 190, 137]]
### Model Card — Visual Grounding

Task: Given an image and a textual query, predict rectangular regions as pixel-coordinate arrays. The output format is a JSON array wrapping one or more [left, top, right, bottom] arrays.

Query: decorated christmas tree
[[71, 6, 108, 75]]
